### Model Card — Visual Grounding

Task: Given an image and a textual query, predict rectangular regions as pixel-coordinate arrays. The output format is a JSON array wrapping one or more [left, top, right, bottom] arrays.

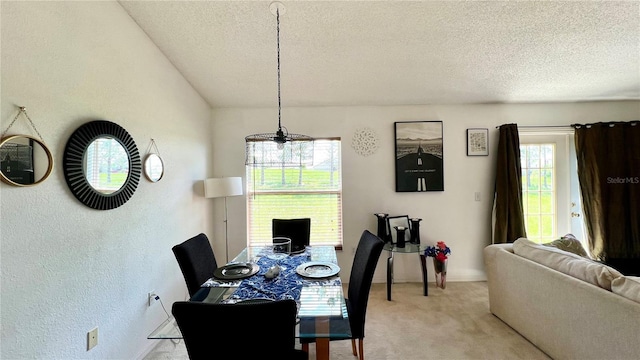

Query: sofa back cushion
[[611, 276, 640, 303], [513, 238, 623, 290]]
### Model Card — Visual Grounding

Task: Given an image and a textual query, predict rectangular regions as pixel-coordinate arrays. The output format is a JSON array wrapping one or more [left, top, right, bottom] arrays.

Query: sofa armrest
[[483, 244, 513, 315]]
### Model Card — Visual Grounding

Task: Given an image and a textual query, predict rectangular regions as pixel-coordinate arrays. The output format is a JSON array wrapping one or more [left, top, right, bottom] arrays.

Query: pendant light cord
[[276, 8, 282, 132]]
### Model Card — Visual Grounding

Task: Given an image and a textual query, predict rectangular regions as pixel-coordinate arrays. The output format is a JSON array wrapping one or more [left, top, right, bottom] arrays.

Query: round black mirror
[[0, 135, 54, 186], [63, 120, 141, 210]]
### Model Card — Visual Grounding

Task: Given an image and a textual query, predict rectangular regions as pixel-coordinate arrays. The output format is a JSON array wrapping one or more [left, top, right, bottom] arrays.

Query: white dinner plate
[[296, 261, 340, 279]]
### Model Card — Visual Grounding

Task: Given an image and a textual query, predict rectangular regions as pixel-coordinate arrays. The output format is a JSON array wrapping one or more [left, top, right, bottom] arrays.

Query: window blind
[[246, 138, 343, 248]]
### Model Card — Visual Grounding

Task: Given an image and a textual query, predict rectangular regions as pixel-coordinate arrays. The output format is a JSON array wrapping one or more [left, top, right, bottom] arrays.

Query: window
[[245, 138, 343, 248], [520, 142, 556, 243]]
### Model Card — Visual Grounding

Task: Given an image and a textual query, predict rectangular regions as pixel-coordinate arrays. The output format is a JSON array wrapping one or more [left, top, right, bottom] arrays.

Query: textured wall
[[2, 2, 639, 359], [1, 2, 212, 359], [213, 101, 640, 284]]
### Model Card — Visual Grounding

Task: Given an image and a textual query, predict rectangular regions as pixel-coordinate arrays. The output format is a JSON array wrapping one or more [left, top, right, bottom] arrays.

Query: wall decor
[[467, 128, 489, 156], [351, 127, 380, 156], [386, 215, 411, 244], [143, 138, 164, 182], [63, 120, 141, 210], [394, 121, 444, 192], [0, 107, 54, 186]]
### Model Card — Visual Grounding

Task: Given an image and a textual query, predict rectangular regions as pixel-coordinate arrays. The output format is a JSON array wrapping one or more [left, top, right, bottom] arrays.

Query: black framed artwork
[[467, 128, 489, 156], [394, 121, 444, 192], [386, 215, 411, 244]]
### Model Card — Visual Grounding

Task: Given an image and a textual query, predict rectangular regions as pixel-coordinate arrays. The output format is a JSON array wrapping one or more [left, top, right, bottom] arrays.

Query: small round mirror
[[84, 136, 130, 194], [144, 153, 164, 182], [0, 135, 53, 186]]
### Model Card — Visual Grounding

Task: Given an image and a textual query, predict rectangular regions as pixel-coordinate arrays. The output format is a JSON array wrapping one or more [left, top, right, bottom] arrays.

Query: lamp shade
[[204, 177, 243, 198]]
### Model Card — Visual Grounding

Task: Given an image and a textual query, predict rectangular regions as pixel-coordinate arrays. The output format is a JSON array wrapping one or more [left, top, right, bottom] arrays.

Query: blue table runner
[[202, 248, 341, 303]]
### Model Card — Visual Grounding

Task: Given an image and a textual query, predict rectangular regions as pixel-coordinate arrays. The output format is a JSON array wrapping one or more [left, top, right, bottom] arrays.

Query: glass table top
[[148, 246, 351, 340]]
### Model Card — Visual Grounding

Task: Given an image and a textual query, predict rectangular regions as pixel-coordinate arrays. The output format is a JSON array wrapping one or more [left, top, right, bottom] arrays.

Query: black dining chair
[[301, 229, 384, 360], [272, 218, 311, 253], [172, 299, 308, 360], [172, 233, 218, 298]]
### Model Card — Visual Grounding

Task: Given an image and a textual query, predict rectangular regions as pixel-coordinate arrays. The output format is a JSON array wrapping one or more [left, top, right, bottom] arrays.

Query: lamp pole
[[223, 196, 230, 263]]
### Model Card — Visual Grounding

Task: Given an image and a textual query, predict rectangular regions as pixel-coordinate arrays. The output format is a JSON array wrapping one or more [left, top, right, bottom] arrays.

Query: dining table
[[148, 245, 351, 360]]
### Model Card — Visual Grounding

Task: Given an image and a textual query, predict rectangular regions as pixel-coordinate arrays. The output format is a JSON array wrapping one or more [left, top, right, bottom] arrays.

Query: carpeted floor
[[144, 282, 550, 360]]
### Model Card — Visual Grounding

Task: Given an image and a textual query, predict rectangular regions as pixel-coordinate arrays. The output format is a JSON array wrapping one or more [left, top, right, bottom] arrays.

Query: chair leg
[[358, 338, 364, 360], [351, 338, 357, 356]]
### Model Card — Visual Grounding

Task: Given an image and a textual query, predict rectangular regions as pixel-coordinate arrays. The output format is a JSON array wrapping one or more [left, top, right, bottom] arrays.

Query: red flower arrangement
[[425, 241, 451, 289], [425, 241, 451, 262]]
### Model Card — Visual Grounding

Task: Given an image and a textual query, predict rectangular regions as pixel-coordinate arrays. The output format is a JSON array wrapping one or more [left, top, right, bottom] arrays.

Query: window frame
[[245, 137, 343, 249]]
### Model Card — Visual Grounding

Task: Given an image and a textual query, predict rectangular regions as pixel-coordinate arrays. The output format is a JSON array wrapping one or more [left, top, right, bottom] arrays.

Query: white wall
[[1, 2, 213, 359], [212, 101, 640, 283]]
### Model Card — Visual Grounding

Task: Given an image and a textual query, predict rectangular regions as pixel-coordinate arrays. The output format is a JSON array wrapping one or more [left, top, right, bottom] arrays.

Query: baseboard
[[373, 274, 487, 283]]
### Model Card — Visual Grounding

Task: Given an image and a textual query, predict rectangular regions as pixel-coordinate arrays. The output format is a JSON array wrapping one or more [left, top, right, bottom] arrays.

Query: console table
[[384, 242, 428, 300]]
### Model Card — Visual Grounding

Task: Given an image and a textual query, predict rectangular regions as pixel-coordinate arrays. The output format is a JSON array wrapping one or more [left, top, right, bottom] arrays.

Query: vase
[[409, 218, 422, 244], [374, 213, 389, 242], [394, 226, 407, 248], [433, 259, 447, 289]]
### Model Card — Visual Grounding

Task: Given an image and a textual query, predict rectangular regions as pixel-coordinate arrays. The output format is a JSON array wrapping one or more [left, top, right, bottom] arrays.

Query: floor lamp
[[204, 177, 243, 263]]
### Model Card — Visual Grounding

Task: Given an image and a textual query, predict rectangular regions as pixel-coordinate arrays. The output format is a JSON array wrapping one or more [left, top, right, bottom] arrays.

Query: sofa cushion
[[542, 233, 591, 258], [611, 276, 640, 303], [513, 238, 623, 290]]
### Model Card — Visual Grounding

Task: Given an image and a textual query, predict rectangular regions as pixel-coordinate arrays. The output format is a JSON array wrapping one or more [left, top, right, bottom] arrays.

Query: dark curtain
[[574, 121, 640, 273], [493, 124, 527, 243]]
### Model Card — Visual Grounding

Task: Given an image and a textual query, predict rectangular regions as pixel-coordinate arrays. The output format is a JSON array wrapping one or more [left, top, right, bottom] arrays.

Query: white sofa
[[484, 239, 640, 360]]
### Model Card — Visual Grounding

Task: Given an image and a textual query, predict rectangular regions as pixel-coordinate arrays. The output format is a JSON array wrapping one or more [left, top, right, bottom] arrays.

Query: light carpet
[[144, 282, 550, 360]]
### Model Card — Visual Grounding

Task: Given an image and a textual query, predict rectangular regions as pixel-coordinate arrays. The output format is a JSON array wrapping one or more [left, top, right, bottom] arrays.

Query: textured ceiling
[[119, 1, 640, 108]]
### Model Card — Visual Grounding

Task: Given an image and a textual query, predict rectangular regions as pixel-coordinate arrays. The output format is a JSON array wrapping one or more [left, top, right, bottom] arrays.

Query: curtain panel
[[493, 124, 527, 243], [574, 121, 640, 262]]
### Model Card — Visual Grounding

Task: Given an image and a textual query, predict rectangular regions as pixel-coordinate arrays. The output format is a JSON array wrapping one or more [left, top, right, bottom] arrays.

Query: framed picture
[[467, 128, 489, 156], [386, 215, 411, 244], [394, 121, 444, 192]]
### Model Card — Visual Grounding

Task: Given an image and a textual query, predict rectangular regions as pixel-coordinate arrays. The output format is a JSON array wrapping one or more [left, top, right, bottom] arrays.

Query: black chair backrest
[[172, 233, 218, 298], [172, 299, 304, 359], [272, 218, 311, 252], [347, 230, 384, 339]]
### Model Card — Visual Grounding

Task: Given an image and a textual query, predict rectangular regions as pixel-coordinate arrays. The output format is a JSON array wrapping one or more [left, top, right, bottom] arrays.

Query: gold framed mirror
[[144, 153, 164, 182], [0, 135, 54, 186]]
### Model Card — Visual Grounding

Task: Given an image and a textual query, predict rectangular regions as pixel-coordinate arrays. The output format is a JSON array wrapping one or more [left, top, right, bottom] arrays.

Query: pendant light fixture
[[245, 2, 312, 153]]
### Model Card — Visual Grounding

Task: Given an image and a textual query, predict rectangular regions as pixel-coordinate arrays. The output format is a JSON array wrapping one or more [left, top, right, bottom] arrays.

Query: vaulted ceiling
[[119, 1, 640, 108]]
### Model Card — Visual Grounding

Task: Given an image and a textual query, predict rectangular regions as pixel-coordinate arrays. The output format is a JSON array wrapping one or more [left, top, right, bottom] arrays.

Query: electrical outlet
[[148, 291, 156, 307], [87, 327, 98, 351]]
